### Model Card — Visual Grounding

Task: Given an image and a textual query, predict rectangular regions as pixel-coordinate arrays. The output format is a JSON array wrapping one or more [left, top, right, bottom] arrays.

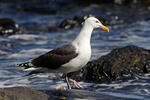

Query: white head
[[84, 17, 109, 32]]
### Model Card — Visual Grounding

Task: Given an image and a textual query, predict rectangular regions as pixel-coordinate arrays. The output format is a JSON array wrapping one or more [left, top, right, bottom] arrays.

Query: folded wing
[[31, 44, 78, 69]]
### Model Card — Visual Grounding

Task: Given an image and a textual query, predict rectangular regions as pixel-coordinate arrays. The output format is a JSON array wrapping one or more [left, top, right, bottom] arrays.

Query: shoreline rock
[[83, 45, 150, 82], [0, 86, 122, 100], [0, 86, 50, 100], [0, 18, 22, 36]]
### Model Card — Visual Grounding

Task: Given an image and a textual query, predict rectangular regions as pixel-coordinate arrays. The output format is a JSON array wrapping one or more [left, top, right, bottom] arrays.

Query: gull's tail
[[17, 62, 41, 75], [17, 62, 31, 68], [17, 61, 38, 71]]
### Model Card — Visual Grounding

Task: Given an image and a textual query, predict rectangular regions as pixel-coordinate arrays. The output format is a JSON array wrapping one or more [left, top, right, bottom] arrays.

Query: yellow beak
[[100, 25, 109, 32]]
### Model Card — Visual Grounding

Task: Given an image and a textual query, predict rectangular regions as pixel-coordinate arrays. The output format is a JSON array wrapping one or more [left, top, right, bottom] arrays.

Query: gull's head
[[85, 17, 109, 32]]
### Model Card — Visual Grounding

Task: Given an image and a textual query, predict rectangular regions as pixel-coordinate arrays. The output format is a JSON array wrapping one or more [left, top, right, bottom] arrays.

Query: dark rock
[[0, 86, 50, 100], [0, 18, 21, 36], [59, 16, 84, 29], [83, 45, 150, 82], [43, 88, 123, 100], [67, 70, 84, 81], [0, 86, 123, 100]]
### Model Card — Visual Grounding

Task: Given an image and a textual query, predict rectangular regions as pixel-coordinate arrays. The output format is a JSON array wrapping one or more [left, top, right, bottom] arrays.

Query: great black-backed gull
[[18, 17, 109, 89]]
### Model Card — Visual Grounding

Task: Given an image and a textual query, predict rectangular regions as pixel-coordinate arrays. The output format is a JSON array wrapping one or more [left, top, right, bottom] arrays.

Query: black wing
[[31, 44, 78, 69]]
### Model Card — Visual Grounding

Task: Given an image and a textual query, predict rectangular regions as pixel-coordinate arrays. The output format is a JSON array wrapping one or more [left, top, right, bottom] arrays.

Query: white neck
[[72, 23, 93, 45]]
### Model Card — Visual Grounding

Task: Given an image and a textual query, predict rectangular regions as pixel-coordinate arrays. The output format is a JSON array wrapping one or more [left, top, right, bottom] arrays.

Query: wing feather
[[31, 44, 78, 69]]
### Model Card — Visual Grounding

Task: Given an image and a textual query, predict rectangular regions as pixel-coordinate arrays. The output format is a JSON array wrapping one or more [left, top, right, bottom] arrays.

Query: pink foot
[[69, 79, 83, 88]]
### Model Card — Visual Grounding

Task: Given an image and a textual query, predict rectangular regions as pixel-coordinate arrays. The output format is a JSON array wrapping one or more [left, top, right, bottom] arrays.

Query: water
[[0, 1, 150, 99]]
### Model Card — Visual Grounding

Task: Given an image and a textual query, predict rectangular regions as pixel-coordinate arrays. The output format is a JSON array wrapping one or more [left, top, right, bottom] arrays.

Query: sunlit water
[[0, 1, 150, 99]]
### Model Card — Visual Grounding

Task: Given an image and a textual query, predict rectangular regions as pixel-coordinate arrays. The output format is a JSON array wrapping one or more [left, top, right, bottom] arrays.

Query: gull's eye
[[95, 21, 99, 23]]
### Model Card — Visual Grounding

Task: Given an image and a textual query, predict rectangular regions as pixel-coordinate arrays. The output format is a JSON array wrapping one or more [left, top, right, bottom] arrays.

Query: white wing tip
[[23, 67, 39, 71]]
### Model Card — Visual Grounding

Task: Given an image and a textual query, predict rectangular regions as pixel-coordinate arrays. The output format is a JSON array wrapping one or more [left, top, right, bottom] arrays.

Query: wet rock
[[59, 16, 84, 29], [83, 45, 150, 82], [43, 88, 123, 100], [0, 86, 122, 100], [0, 18, 21, 36], [0, 86, 50, 100]]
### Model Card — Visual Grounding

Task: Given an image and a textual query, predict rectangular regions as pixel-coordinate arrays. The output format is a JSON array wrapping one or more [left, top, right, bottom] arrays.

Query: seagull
[[18, 17, 109, 89]]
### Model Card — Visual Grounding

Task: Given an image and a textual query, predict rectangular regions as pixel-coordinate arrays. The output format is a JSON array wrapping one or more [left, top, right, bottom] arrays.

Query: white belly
[[60, 43, 91, 73]]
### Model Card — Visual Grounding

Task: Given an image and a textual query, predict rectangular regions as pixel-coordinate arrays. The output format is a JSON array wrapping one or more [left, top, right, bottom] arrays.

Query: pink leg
[[65, 75, 71, 89], [69, 78, 83, 88], [55, 74, 71, 90]]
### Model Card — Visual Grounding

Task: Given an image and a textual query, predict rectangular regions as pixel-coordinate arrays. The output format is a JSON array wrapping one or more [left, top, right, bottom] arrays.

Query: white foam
[[0, 50, 8, 55], [24, 67, 39, 71], [92, 49, 110, 59], [125, 35, 150, 43], [8, 48, 50, 59], [9, 34, 48, 41]]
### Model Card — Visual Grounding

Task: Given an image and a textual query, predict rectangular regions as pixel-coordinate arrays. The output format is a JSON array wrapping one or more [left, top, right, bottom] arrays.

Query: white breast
[[59, 21, 94, 73], [60, 42, 91, 73]]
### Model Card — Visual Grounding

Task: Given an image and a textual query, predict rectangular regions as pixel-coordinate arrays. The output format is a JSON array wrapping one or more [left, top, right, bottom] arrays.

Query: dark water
[[0, 1, 150, 99]]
